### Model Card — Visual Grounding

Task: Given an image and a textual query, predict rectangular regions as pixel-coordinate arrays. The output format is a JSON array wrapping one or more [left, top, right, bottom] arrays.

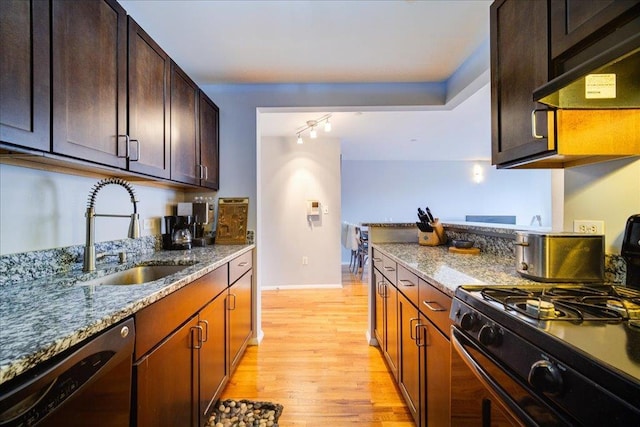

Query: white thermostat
[[306, 200, 320, 216]]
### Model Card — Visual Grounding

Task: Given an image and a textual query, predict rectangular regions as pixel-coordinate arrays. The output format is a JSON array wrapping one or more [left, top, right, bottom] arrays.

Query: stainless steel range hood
[[534, 33, 640, 109]]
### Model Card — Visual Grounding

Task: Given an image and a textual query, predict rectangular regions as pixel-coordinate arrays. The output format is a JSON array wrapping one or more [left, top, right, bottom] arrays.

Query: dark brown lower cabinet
[[420, 313, 450, 427], [228, 270, 253, 374], [199, 293, 228, 417], [373, 265, 399, 380], [133, 256, 253, 427], [398, 292, 420, 425], [135, 315, 199, 427]]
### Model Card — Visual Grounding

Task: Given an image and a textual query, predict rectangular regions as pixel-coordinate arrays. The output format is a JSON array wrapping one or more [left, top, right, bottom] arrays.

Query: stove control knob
[[478, 324, 501, 346], [528, 360, 563, 396], [460, 312, 479, 331]]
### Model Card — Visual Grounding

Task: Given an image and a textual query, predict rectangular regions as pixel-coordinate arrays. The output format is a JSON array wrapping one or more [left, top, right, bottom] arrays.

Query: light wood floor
[[220, 266, 414, 426]]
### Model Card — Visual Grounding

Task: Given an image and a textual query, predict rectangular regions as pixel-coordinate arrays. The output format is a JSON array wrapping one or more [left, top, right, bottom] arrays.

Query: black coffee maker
[[622, 214, 640, 289], [163, 215, 194, 250]]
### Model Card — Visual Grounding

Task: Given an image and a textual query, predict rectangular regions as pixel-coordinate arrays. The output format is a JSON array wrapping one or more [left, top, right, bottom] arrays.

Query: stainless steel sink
[[79, 265, 189, 286]]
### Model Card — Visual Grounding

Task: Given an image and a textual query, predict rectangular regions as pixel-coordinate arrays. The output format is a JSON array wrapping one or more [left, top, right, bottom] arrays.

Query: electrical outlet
[[573, 220, 605, 234], [302, 256, 308, 265]]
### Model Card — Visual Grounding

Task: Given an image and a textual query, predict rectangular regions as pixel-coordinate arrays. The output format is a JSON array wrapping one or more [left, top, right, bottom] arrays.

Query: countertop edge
[[0, 244, 254, 385]]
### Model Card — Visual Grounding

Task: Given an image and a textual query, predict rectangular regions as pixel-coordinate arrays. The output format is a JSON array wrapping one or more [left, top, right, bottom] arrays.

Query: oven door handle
[[451, 327, 536, 427]]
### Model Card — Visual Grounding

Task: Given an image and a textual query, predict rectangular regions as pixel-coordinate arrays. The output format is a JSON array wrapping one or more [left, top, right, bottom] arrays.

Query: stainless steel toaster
[[515, 231, 604, 282]]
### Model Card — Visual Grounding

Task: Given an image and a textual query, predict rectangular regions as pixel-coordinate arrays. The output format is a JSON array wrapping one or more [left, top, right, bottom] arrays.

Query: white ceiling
[[119, 0, 493, 161]]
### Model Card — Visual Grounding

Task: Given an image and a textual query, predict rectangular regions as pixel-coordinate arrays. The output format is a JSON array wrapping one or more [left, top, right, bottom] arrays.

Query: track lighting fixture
[[295, 114, 332, 144]]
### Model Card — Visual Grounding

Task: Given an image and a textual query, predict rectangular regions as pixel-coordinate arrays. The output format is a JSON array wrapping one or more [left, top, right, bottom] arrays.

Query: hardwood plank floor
[[220, 266, 414, 426]]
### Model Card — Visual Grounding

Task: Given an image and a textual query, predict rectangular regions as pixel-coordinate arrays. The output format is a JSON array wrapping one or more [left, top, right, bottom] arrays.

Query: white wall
[[0, 164, 183, 255], [341, 159, 552, 261], [259, 136, 342, 288], [563, 157, 640, 253]]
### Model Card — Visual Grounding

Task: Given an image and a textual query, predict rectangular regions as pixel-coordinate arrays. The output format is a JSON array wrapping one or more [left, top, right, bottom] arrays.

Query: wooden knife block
[[418, 220, 446, 246]]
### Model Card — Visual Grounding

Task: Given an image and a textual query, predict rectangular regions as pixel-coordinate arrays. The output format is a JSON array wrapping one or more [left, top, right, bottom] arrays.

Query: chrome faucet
[[83, 178, 140, 272]]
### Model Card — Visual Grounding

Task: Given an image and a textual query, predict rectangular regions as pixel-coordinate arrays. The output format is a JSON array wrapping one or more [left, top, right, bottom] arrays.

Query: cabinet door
[[170, 62, 199, 185], [385, 280, 399, 380], [199, 294, 227, 418], [0, 0, 50, 151], [228, 270, 253, 374], [373, 267, 385, 348], [52, 0, 127, 168], [420, 313, 450, 427], [127, 17, 170, 178], [490, 0, 552, 167], [550, 0, 640, 59], [398, 293, 420, 425], [135, 315, 199, 427], [199, 91, 220, 190]]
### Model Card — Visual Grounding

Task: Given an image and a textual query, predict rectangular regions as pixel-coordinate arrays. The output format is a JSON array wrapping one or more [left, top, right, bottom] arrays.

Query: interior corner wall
[[259, 136, 342, 288], [563, 157, 640, 254]]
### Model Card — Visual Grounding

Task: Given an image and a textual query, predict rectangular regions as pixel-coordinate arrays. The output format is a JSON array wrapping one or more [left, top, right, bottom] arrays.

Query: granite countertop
[[372, 242, 537, 297], [0, 244, 254, 386]]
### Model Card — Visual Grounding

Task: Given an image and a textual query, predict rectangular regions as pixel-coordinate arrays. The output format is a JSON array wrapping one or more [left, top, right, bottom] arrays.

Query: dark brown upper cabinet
[[490, 0, 552, 168], [127, 17, 171, 179], [550, 0, 640, 61], [0, 0, 50, 151], [170, 62, 200, 186], [199, 92, 220, 190], [52, 0, 128, 169], [491, 0, 640, 168]]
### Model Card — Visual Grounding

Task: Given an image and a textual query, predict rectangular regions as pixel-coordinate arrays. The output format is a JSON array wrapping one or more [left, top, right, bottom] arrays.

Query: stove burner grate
[[479, 286, 640, 322]]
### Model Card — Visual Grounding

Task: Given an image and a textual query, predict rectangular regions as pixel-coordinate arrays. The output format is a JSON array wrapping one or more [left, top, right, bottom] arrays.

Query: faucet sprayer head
[[129, 213, 141, 239]]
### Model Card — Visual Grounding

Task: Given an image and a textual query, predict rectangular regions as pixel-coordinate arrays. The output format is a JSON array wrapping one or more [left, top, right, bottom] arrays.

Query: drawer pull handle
[[423, 300, 446, 312], [237, 261, 249, 267], [399, 279, 415, 287], [372, 257, 382, 262], [410, 317, 420, 341], [384, 266, 396, 272], [191, 325, 204, 349]]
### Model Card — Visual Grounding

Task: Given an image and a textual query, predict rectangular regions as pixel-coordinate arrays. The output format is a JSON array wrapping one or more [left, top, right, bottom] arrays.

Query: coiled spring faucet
[[84, 178, 140, 272]]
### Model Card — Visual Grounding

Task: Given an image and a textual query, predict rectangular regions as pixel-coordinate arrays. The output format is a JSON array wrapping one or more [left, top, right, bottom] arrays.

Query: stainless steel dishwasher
[[0, 318, 135, 426]]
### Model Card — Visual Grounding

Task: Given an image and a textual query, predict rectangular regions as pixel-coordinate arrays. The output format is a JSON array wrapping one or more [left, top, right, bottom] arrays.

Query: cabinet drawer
[[229, 250, 252, 285], [135, 265, 228, 359], [397, 264, 419, 307], [419, 278, 452, 338], [372, 248, 384, 270], [373, 252, 396, 286]]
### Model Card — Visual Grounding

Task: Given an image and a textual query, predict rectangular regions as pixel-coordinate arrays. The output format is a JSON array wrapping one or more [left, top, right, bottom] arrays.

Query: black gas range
[[450, 283, 640, 426]]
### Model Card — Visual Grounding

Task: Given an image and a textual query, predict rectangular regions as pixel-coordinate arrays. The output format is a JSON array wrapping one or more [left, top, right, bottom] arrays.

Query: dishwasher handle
[[0, 318, 135, 426]]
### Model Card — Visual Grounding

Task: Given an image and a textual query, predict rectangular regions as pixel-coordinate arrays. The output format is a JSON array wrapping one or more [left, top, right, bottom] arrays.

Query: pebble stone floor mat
[[205, 399, 283, 427]]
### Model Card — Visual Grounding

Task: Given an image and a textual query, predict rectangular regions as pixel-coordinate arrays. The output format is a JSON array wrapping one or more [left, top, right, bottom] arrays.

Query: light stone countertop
[[372, 242, 537, 297], [0, 244, 254, 385]]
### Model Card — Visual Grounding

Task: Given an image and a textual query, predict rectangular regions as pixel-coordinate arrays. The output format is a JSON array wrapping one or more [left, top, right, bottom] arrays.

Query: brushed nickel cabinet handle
[[199, 320, 209, 343], [237, 261, 249, 267], [423, 300, 446, 312], [531, 109, 545, 139], [410, 318, 420, 341], [129, 138, 140, 162], [399, 279, 416, 287], [191, 325, 204, 349]]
